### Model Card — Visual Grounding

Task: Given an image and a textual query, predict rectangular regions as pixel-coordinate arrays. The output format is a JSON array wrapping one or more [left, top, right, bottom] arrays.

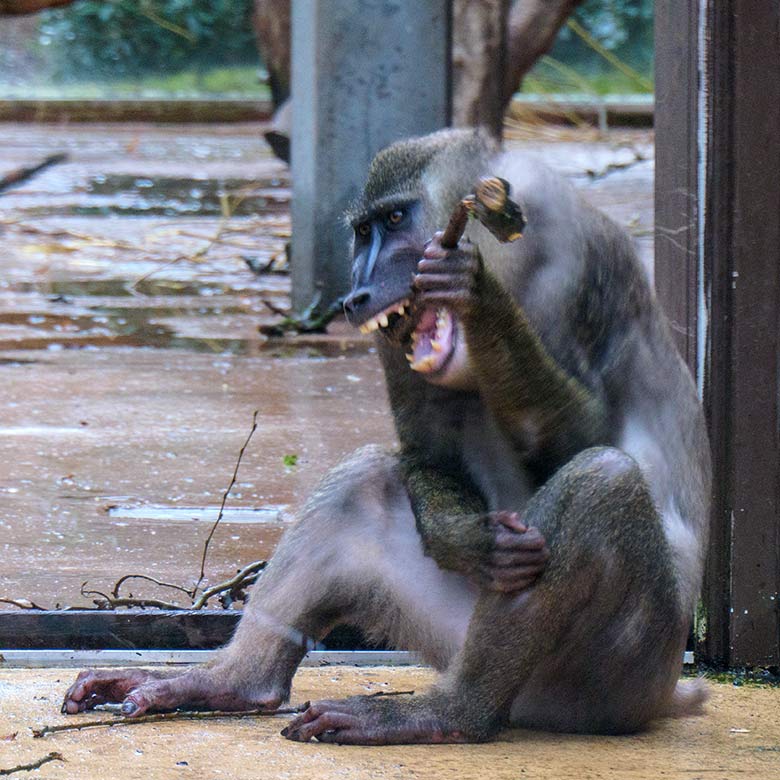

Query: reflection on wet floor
[[0, 122, 389, 608], [0, 122, 654, 610]]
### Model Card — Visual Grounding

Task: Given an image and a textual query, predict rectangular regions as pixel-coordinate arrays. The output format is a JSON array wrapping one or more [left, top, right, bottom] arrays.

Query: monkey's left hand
[[413, 231, 483, 317]]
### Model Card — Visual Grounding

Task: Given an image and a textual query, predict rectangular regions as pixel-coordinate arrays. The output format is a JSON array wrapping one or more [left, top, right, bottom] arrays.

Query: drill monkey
[[62, 129, 711, 744]]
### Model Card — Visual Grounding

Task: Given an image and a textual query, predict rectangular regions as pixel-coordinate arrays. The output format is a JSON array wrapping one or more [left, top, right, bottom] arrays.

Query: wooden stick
[[439, 176, 525, 249], [32, 705, 308, 739]]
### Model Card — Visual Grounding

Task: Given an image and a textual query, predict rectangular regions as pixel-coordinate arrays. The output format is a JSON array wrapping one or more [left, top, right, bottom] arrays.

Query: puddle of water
[[19, 174, 291, 218], [107, 505, 287, 524], [8, 278, 265, 299]]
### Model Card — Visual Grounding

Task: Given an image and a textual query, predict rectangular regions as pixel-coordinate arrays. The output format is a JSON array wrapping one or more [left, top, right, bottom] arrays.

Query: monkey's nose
[[343, 289, 371, 322]]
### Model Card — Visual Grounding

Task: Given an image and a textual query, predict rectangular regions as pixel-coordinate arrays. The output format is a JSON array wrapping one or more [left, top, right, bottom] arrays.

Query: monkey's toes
[[61, 669, 161, 714], [282, 696, 473, 745]]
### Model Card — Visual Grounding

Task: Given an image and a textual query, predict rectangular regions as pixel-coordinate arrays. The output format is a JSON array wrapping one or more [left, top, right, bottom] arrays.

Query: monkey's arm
[[415, 239, 608, 475], [402, 460, 548, 592]]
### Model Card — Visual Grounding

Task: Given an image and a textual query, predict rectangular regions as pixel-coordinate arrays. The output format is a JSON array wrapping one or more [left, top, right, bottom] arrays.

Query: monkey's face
[[344, 202, 474, 389]]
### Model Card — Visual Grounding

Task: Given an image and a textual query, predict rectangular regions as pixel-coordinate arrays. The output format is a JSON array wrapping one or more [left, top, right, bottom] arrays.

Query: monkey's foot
[[282, 695, 484, 745], [61, 668, 284, 716]]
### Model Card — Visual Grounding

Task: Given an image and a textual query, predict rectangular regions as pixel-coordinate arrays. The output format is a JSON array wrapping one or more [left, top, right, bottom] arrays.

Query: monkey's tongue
[[409, 307, 454, 373]]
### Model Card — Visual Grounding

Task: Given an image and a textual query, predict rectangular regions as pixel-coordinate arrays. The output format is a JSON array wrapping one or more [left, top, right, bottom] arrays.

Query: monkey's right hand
[[476, 511, 549, 593], [413, 231, 483, 318]]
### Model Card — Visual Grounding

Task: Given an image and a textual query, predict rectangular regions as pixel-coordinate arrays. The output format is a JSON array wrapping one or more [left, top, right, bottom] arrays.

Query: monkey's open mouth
[[407, 306, 456, 374], [357, 298, 411, 334]]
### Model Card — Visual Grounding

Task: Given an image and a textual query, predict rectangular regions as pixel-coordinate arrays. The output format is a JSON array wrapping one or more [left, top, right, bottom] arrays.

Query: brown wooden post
[[703, 1, 780, 668], [653, 1, 700, 372], [656, 1, 780, 668]]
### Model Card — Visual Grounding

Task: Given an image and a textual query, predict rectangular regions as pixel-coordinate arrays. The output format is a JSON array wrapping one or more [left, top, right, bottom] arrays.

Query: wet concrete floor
[[1, 668, 779, 780], [0, 122, 654, 608]]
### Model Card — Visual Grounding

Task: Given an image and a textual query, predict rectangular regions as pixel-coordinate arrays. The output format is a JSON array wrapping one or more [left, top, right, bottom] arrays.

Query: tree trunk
[[0, 0, 75, 13], [252, 0, 291, 109], [451, 0, 510, 138], [502, 0, 583, 108]]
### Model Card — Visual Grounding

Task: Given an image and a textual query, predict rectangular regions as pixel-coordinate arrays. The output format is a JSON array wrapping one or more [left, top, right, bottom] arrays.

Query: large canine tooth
[[366, 318, 379, 332], [397, 304, 406, 316], [359, 324, 369, 334], [431, 340, 443, 353], [411, 355, 436, 372], [405, 353, 415, 363], [378, 313, 389, 328]]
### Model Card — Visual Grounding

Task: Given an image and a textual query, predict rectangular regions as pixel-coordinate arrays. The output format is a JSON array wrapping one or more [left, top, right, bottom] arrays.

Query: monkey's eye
[[387, 209, 405, 226], [356, 222, 371, 238]]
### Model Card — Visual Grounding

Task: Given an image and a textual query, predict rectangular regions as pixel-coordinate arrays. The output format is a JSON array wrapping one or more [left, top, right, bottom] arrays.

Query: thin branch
[[259, 295, 345, 337], [0, 154, 67, 195], [80, 583, 182, 611], [0, 752, 63, 776], [32, 706, 308, 738], [193, 410, 260, 594], [0, 598, 44, 610], [191, 560, 266, 610], [111, 574, 193, 601]]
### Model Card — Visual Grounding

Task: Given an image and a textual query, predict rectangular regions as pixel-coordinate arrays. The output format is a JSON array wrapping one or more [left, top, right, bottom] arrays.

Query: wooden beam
[[0, 611, 372, 651], [703, 0, 780, 668], [656, 1, 780, 668], [653, 0, 700, 372]]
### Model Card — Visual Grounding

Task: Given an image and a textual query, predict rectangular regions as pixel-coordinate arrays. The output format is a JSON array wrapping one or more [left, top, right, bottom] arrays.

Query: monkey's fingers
[[490, 510, 528, 533], [493, 525, 547, 552], [489, 548, 550, 569], [480, 558, 548, 593], [413, 272, 475, 293], [417, 256, 479, 278], [484, 571, 542, 594]]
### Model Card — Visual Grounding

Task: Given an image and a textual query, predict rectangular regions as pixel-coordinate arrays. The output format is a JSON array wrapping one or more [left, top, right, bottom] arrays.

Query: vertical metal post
[[290, 0, 451, 312]]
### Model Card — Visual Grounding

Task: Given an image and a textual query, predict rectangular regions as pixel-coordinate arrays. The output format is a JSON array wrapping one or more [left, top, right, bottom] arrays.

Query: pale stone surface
[[0, 667, 778, 780]]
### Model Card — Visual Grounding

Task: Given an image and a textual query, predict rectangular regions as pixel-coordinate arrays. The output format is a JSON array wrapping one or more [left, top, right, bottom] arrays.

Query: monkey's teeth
[[411, 331, 420, 344], [358, 298, 410, 334], [411, 355, 436, 372], [431, 340, 443, 353], [406, 353, 415, 363]]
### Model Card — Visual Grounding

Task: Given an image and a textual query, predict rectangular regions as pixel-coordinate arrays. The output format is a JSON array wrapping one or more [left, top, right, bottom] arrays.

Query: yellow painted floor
[[0, 667, 778, 779]]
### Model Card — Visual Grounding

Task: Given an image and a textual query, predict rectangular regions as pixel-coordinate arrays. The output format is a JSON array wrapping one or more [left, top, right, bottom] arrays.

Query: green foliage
[[549, 0, 653, 84], [38, 0, 259, 82], [282, 454, 298, 468]]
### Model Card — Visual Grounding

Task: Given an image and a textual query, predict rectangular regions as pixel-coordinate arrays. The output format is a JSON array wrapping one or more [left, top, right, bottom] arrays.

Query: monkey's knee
[[300, 444, 409, 534], [530, 446, 659, 560], [556, 447, 649, 515]]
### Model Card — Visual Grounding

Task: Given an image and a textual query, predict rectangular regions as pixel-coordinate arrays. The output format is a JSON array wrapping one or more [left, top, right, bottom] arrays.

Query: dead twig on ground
[[193, 409, 260, 595], [6, 401, 266, 611], [32, 706, 307, 739], [584, 150, 647, 180], [80, 582, 182, 611], [259, 294, 344, 336], [110, 574, 193, 601], [0, 154, 67, 195], [191, 560, 266, 610], [0, 752, 64, 776], [0, 598, 44, 610]]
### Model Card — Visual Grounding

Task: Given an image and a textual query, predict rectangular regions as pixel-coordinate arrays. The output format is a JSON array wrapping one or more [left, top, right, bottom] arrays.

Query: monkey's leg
[[283, 447, 687, 744], [62, 446, 478, 716]]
